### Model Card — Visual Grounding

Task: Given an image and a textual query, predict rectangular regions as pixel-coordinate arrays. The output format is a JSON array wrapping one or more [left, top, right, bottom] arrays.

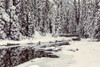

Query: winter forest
[[1, 0, 100, 67], [0, 0, 100, 40]]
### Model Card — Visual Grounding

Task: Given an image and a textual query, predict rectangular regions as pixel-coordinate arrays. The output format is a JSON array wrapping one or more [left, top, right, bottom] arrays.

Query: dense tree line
[[0, 0, 100, 40]]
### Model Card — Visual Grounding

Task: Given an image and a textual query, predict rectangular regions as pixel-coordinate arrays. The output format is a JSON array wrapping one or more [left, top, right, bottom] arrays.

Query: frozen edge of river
[[16, 38, 100, 67]]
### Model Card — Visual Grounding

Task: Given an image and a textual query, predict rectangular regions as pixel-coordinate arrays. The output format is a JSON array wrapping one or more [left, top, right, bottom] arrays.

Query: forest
[[1, 0, 100, 67], [0, 0, 100, 40]]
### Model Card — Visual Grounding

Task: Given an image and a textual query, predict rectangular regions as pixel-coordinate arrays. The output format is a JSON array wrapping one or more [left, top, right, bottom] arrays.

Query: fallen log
[[72, 37, 81, 41]]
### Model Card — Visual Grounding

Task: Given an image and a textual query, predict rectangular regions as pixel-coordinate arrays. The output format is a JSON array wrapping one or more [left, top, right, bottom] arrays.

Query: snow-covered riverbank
[[16, 39, 100, 67]]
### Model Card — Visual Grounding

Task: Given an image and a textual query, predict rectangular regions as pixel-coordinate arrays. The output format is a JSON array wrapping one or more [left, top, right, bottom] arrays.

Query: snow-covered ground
[[16, 39, 100, 67], [69, 41, 100, 67], [0, 36, 73, 45], [0, 31, 74, 45]]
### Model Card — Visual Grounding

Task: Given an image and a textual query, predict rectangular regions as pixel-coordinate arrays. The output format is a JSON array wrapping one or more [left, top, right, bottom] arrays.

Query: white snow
[[16, 38, 100, 67], [1, 31, 100, 67], [49, 0, 54, 3], [2, 12, 10, 22], [0, 31, 73, 45], [54, 5, 57, 9], [48, 0, 57, 9], [16, 39, 100, 67], [9, 6, 16, 9], [68, 41, 100, 67], [28, 65, 40, 67]]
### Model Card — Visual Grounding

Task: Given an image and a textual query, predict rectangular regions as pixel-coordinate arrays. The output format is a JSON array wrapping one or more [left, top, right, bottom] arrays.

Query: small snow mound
[[49, 0, 54, 3], [34, 31, 43, 39], [28, 65, 40, 67]]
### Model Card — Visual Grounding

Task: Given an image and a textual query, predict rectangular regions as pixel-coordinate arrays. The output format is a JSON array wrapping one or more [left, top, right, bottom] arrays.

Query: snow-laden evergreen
[[0, 0, 100, 40]]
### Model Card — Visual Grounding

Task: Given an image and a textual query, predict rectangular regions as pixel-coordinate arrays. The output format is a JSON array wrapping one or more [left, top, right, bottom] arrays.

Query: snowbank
[[16, 39, 100, 67], [0, 31, 73, 45], [29, 65, 40, 67]]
